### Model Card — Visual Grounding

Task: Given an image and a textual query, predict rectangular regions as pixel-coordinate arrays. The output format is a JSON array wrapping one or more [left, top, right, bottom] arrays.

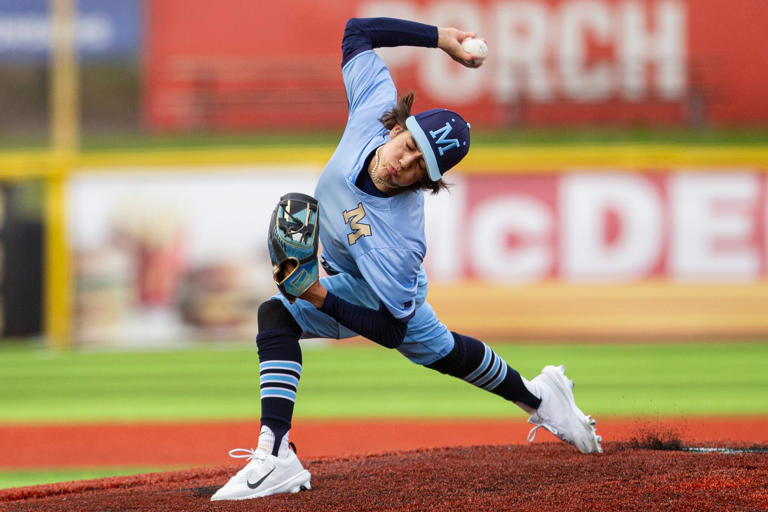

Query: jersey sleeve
[[341, 18, 438, 123], [342, 50, 396, 124], [355, 248, 422, 320]]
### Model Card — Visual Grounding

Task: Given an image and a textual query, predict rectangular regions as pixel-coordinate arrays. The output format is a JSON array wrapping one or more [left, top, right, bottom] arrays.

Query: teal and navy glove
[[268, 192, 320, 303]]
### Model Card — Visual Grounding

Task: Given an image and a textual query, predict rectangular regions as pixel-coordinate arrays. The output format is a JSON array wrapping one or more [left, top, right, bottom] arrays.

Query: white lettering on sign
[[618, 1, 687, 100], [559, 1, 614, 102], [670, 173, 760, 281], [422, 2, 485, 102], [423, 171, 766, 283], [494, 1, 553, 102], [561, 173, 662, 281], [470, 196, 552, 283], [360, 0, 688, 103], [424, 176, 466, 281]]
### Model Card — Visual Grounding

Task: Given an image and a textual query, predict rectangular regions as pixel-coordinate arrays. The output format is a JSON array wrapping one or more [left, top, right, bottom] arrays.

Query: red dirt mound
[[2, 442, 767, 512]]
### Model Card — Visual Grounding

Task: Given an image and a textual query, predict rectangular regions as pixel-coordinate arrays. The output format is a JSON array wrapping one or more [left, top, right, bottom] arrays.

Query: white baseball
[[461, 37, 488, 64]]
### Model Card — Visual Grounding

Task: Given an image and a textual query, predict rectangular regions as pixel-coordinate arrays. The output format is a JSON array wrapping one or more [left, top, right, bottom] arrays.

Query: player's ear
[[389, 124, 405, 139]]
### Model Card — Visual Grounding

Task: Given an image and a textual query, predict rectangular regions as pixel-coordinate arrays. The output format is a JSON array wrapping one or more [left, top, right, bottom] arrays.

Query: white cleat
[[210, 447, 311, 501], [527, 365, 603, 454]]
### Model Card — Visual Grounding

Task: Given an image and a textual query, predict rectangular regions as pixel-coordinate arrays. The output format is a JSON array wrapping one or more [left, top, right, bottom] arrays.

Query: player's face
[[373, 127, 429, 190]]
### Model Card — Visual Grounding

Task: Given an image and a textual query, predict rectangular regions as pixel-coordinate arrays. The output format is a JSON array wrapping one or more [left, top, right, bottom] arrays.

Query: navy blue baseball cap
[[405, 109, 471, 181]]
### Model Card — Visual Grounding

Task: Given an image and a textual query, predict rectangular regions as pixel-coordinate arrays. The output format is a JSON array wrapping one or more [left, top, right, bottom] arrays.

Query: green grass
[[1, 341, 766, 423], [0, 467, 179, 490]]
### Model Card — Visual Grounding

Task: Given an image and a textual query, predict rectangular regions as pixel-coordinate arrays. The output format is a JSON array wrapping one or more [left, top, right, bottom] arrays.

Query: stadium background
[[1, 0, 767, 489]]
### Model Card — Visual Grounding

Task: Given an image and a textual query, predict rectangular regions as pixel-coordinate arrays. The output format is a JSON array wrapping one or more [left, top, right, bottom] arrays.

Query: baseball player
[[212, 17, 602, 502]]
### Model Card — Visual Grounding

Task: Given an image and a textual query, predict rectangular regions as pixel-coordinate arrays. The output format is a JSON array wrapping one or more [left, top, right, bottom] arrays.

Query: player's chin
[[391, 180, 414, 189]]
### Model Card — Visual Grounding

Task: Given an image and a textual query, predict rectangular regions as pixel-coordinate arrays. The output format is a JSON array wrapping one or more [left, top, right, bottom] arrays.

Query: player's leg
[[426, 331, 541, 413], [399, 301, 601, 454], [212, 273, 378, 501], [251, 274, 377, 445], [254, 298, 304, 456], [398, 301, 540, 412], [211, 299, 311, 501]]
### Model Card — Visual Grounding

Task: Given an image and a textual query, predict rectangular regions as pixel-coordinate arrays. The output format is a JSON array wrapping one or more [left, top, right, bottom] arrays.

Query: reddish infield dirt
[[1, 417, 767, 511], [2, 442, 767, 512], [2, 416, 767, 468]]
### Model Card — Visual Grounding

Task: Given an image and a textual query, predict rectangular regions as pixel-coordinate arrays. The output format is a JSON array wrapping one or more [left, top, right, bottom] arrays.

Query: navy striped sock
[[463, 342, 510, 391], [426, 332, 541, 410], [256, 327, 302, 456], [260, 359, 301, 402]]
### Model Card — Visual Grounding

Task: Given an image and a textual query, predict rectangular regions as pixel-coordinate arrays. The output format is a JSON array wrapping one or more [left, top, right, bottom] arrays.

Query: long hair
[[378, 92, 450, 195]]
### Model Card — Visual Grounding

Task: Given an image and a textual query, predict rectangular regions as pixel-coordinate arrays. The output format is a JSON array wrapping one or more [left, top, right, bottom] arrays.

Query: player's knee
[[424, 331, 484, 377], [424, 332, 463, 375], [258, 299, 301, 336]]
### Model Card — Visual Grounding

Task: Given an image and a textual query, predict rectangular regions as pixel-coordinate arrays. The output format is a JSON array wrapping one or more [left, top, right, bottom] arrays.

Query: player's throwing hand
[[437, 27, 487, 68]]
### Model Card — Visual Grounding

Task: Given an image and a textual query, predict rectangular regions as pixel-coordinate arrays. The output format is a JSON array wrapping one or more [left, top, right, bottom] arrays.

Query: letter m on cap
[[429, 122, 460, 156], [429, 121, 459, 156]]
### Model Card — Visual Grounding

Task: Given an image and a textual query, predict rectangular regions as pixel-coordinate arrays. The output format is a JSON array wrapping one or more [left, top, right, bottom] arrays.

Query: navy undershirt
[[321, 293, 407, 349], [355, 147, 388, 197], [342, 17, 438, 68]]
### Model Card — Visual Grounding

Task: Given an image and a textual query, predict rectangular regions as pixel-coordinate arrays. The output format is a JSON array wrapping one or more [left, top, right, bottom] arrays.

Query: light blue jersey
[[316, 49, 426, 320], [276, 49, 454, 365]]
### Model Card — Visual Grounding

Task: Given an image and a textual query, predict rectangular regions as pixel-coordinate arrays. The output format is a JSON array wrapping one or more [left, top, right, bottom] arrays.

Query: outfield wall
[[145, 0, 768, 130], [48, 147, 768, 346]]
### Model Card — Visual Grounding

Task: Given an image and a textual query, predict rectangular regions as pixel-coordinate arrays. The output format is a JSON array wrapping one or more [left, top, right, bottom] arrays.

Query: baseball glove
[[268, 192, 320, 303]]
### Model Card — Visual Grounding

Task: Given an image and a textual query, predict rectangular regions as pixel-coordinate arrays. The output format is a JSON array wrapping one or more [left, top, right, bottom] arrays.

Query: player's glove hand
[[268, 192, 320, 303]]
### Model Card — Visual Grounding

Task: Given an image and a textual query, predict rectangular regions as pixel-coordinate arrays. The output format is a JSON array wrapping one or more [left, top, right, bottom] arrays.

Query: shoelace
[[228, 448, 266, 462], [227, 442, 299, 462], [527, 423, 563, 443], [527, 425, 547, 443]]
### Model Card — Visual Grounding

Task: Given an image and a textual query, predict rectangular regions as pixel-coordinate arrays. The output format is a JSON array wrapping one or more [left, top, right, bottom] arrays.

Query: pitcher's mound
[[2, 442, 767, 512]]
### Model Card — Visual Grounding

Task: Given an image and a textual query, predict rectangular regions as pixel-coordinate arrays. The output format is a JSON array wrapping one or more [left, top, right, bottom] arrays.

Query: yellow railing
[[3, 144, 768, 176]]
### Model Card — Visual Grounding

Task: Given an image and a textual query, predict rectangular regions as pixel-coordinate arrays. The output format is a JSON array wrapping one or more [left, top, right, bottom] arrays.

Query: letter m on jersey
[[429, 122, 459, 156], [343, 203, 372, 245]]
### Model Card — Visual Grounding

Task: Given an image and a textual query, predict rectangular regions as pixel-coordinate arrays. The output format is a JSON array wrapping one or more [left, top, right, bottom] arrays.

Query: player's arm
[[267, 195, 410, 350], [342, 17, 483, 68], [300, 282, 410, 349], [268, 193, 412, 349]]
